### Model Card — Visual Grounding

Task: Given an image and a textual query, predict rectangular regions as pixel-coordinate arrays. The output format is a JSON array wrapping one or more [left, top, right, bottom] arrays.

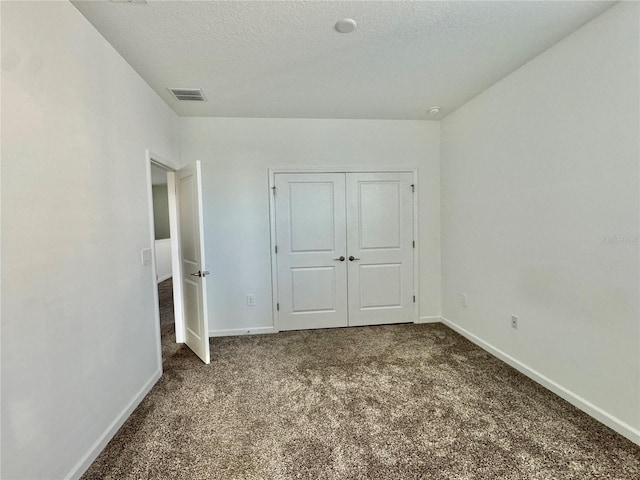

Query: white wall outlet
[[247, 294, 256, 306], [511, 315, 518, 329], [460, 293, 468, 308], [141, 248, 152, 266]]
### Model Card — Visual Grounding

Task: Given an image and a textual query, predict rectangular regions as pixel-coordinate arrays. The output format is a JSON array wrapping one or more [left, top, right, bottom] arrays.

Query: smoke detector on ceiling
[[335, 19, 357, 34], [168, 88, 207, 102]]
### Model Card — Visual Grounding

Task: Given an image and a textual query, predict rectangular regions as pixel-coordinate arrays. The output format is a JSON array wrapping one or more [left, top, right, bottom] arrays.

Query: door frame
[[268, 167, 420, 332], [145, 150, 186, 353]]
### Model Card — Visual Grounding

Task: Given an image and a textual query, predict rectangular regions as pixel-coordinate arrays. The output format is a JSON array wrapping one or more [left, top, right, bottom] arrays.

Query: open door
[[176, 161, 210, 364]]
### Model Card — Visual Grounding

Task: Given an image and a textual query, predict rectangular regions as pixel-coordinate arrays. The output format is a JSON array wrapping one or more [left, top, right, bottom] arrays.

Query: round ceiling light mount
[[335, 18, 357, 34], [428, 106, 441, 115]]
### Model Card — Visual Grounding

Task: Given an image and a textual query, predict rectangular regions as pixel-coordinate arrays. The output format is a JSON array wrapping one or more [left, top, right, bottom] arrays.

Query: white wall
[[440, 2, 639, 443], [1, 2, 180, 479], [179, 118, 440, 335], [152, 183, 171, 240], [155, 239, 173, 283]]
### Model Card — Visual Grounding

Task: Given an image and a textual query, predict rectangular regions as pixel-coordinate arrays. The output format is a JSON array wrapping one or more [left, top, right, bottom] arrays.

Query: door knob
[[348, 256, 361, 261], [334, 256, 345, 262], [190, 270, 211, 277]]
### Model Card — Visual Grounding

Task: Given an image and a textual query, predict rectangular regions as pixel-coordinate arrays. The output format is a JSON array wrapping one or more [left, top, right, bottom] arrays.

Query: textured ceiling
[[72, 0, 614, 119]]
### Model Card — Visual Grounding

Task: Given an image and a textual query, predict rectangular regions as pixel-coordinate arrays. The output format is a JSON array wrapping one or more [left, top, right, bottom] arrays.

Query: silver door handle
[[348, 256, 361, 261], [190, 270, 211, 277], [333, 256, 345, 262]]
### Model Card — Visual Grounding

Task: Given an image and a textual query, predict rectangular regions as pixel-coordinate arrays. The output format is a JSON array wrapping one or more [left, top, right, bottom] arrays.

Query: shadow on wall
[[152, 184, 170, 240]]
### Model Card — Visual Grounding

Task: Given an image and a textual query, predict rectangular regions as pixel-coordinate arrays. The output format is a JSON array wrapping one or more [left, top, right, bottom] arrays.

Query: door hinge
[[411, 184, 415, 193], [413, 295, 416, 303], [276, 303, 280, 311], [275, 245, 278, 254], [413, 240, 415, 248], [272, 186, 276, 195]]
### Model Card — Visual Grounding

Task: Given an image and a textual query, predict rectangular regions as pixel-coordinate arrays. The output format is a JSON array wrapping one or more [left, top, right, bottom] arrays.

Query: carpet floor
[[157, 278, 175, 327], [82, 306, 640, 479]]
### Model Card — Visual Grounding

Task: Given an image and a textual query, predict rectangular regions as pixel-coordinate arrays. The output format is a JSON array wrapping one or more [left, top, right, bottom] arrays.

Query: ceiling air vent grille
[[168, 88, 206, 102]]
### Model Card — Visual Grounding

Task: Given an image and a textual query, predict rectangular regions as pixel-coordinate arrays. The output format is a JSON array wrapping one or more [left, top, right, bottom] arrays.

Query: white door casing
[[176, 161, 210, 364], [274, 173, 349, 331], [273, 171, 415, 331], [346, 172, 415, 326]]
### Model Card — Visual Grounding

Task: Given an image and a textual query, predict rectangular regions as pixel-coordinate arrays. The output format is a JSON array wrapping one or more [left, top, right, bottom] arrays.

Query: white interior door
[[176, 161, 210, 363], [346, 172, 414, 326], [275, 173, 349, 331]]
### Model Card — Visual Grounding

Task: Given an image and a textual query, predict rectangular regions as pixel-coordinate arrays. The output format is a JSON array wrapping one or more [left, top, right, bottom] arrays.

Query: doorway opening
[[146, 151, 210, 364], [150, 162, 177, 351], [146, 153, 186, 367]]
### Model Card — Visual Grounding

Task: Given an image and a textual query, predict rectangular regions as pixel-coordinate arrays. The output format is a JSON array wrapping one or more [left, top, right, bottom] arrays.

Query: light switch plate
[[460, 293, 468, 308], [141, 248, 152, 266]]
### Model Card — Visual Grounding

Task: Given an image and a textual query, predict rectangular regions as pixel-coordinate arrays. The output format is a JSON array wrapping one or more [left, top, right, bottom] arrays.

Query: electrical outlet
[[460, 293, 468, 308], [511, 315, 518, 329], [247, 294, 256, 306]]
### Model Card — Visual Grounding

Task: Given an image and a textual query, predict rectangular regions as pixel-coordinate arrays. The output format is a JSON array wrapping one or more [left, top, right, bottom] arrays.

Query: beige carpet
[[82, 320, 640, 479], [157, 278, 175, 326]]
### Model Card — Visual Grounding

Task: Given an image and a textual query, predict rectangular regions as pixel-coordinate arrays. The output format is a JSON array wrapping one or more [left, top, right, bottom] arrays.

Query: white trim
[[269, 165, 419, 174], [268, 167, 420, 330], [268, 170, 279, 332], [166, 171, 184, 343], [416, 315, 441, 324], [209, 326, 276, 337], [149, 151, 180, 172], [157, 273, 173, 283], [440, 316, 640, 446], [145, 151, 164, 371], [147, 150, 185, 344], [411, 171, 419, 324], [66, 369, 162, 480]]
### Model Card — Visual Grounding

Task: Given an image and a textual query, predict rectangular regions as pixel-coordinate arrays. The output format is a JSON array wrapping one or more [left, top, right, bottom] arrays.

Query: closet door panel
[[275, 173, 348, 330], [346, 172, 414, 326]]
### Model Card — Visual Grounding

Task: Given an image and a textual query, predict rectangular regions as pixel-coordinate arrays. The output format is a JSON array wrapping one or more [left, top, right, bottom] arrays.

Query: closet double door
[[274, 172, 414, 331]]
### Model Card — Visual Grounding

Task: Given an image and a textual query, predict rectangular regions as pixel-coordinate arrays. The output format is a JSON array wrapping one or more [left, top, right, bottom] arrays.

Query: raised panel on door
[[275, 173, 348, 331], [346, 172, 414, 326]]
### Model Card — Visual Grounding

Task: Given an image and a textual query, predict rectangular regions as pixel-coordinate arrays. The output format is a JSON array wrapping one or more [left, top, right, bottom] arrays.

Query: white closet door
[[346, 172, 414, 326], [275, 173, 348, 331]]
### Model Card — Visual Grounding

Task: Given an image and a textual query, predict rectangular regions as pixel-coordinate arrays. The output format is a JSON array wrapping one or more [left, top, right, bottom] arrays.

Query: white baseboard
[[440, 316, 640, 446], [66, 369, 162, 480], [416, 315, 442, 324], [209, 326, 276, 337], [156, 273, 172, 283]]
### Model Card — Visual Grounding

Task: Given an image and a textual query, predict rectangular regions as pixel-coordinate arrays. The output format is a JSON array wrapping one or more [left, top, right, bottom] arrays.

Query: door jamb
[[146, 150, 186, 349], [267, 167, 420, 332]]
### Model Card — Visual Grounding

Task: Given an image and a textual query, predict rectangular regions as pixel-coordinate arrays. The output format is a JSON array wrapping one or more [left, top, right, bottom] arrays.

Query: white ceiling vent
[[168, 88, 206, 102]]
